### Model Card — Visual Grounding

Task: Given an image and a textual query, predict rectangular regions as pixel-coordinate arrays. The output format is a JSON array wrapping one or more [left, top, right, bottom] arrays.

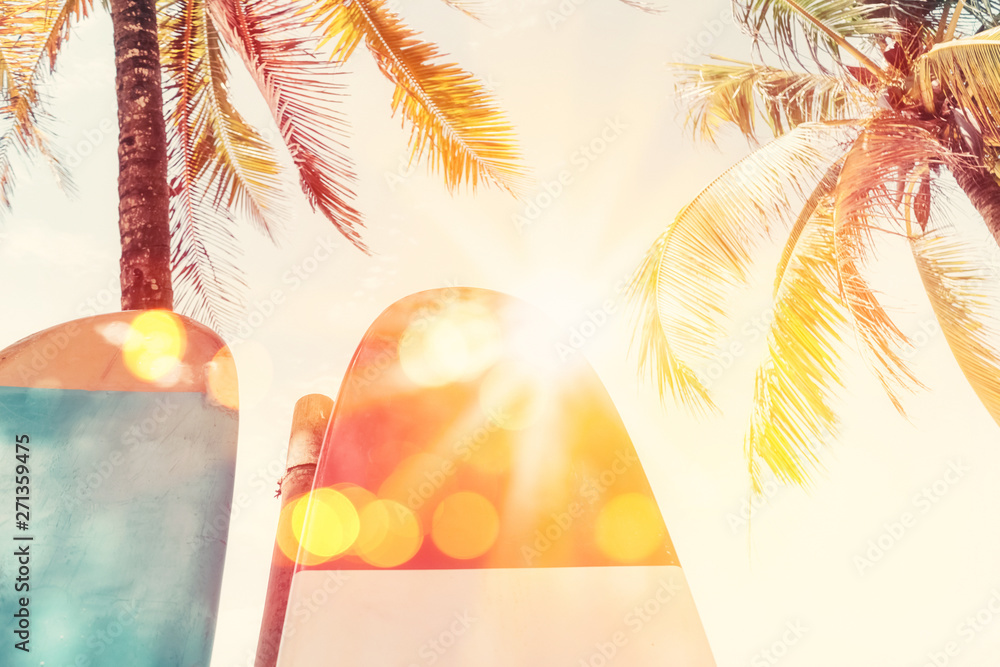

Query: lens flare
[[355, 499, 423, 568], [292, 488, 360, 563], [122, 311, 186, 383], [595, 493, 665, 563], [206, 347, 239, 409], [377, 453, 453, 514], [333, 484, 377, 556], [479, 361, 548, 430], [431, 492, 500, 560], [398, 302, 501, 387], [276, 496, 308, 565]]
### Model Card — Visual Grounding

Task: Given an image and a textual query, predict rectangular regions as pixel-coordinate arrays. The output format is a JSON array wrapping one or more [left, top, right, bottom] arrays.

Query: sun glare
[[122, 310, 186, 383], [398, 301, 502, 387], [479, 361, 548, 430]]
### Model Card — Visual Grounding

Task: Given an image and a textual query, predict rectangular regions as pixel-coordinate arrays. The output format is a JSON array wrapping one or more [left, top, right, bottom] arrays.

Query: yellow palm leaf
[[747, 200, 849, 493], [910, 227, 1000, 426], [673, 57, 873, 143], [915, 27, 1000, 144], [774, 159, 844, 294], [0, 0, 89, 209], [312, 0, 526, 194], [628, 123, 855, 414], [40, 0, 93, 71]]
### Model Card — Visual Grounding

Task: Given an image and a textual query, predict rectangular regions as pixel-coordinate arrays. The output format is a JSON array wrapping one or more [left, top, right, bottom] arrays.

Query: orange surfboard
[[275, 288, 716, 665], [0, 311, 238, 665]]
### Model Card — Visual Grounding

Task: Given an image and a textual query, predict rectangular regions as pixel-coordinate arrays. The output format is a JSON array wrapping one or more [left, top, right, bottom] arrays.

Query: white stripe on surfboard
[[277, 565, 715, 666]]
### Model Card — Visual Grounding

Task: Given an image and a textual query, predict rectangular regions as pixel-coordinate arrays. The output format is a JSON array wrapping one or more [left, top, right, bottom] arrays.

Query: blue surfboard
[[0, 311, 238, 666]]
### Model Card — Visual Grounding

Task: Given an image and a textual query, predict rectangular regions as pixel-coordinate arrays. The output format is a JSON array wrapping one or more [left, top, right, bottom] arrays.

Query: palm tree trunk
[[110, 0, 173, 310], [950, 155, 1000, 249]]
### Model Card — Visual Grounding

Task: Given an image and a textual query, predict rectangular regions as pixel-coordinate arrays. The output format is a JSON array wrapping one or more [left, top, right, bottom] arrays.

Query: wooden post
[[254, 394, 334, 667]]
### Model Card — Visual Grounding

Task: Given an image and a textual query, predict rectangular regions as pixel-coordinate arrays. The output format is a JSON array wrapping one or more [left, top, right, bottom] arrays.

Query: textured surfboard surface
[[275, 288, 715, 666], [0, 311, 238, 666]]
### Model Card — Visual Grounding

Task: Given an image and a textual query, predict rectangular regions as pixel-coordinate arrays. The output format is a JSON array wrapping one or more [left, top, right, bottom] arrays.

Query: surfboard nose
[[275, 288, 716, 665]]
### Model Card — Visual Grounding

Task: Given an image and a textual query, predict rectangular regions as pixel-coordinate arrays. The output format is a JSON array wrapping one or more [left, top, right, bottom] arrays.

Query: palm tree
[[0, 0, 524, 332], [629, 0, 1000, 492], [112, 0, 173, 311]]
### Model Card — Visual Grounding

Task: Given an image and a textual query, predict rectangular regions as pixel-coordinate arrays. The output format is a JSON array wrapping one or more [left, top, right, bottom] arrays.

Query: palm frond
[[740, 0, 898, 67], [628, 234, 719, 414], [936, 0, 1000, 35], [774, 158, 845, 293], [159, 0, 289, 332], [160, 0, 286, 237], [208, 0, 364, 247], [833, 116, 942, 412], [312, 0, 526, 194], [910, 225, 1000, 426], [437, 0, 493, 21], [963, 0, 1000, 30], [916, 29, 1000, 145], [0, 125, 17, 209], [41, 0, 94, 71], [617, 0, 668, 14], [628, 123, 855, 414], [747, 201, 849, 492], [0, 0, 88, 211], [170, 177, 248, 338], [673, 57, 872, 143]]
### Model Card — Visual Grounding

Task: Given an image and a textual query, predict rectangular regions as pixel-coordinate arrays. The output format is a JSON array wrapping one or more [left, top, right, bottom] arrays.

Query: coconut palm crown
[[630, 0, 1000, 492], [0, 0, 525, 333]]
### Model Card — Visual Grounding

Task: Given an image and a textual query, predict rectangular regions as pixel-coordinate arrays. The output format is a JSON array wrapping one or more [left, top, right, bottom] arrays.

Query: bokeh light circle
[[355, 499, 423, 568], [123, 310, 186, 382], [398, 302, 502, 387], [431, 491, 500, 560], [206, 347, 238, 409], [595, 493, 664, 563], [292, 488, 360, 563]]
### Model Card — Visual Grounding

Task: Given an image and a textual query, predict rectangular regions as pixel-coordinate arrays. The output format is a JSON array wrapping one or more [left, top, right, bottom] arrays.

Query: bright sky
[[3, 1, 1000, 665]]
